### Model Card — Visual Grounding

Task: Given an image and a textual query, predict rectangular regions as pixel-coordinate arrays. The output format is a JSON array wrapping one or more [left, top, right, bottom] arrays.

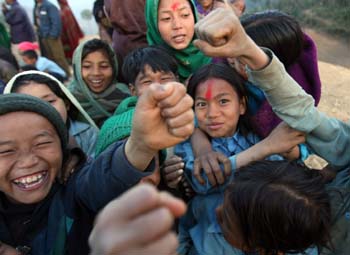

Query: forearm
[[190, 128, 212, 157], [235, 140, 273, 169], [125, 136, 157, 171]]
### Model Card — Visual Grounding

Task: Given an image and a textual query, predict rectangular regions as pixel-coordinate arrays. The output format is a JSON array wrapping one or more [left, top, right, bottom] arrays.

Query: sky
[[17, 0, 98, 35]]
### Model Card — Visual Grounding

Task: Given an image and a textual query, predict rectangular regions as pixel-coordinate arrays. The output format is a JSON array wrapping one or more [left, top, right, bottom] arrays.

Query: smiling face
[[157, 0, 195, 50], [131, 64, 177, 96], [0, 112, 62, 204], [81, 50, 114, 94], [195, 78, 246, 138], [15, 82, 68, 123]]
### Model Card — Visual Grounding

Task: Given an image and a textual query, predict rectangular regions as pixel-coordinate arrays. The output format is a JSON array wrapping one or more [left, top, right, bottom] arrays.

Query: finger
[[157, 83, 188, 109], [94, 207, 175, 254], [138, 83, 176, 109], [194, 158, 205, 184], [206, 153, 224, 184], [159, 191, 187, 218], [208, 161, 224, 185], [161, 94, 194, 118], [166, 109, 195, 129], [193, 39, 232, 58], [202, 162, 218, 186], [168, 121, 194, 139], [162, 162, 184, 174], [217, 153, 232, 177], [164, 169, 184, 182], [163, 155, 183, 167], [168, 176, 182, 188]]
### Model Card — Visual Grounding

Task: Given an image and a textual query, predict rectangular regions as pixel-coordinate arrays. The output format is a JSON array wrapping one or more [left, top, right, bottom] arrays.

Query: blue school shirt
[[175, 132, 316, 255]]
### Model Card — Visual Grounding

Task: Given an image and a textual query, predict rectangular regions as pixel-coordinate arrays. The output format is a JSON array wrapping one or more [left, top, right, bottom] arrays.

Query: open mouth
[[207, 123, 224, 130], [173, 34, 186, 43], [12, 171, 48, 191]]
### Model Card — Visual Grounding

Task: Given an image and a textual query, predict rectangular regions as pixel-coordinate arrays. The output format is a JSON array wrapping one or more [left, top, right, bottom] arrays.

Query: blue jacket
[[3, 1, 36, 43], [34, 0, 61, 38], [0, 140, 154, 254]]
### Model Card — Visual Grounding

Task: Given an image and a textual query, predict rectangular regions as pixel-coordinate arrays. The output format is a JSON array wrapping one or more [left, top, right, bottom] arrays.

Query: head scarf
[[145, 0, 211, 81], [4, 70, 98, 129], [68, 40, 130, 127]]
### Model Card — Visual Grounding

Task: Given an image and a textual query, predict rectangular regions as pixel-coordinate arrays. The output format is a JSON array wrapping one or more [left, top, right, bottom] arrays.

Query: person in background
[[21, 50, 67, 82], [33, 0, 70, 77], [57, 0, 84, 62], [0, 22, 10, 49], [2, 0, 36, 63], [69, 39, 130, 127], [93, 0, 113, 44]]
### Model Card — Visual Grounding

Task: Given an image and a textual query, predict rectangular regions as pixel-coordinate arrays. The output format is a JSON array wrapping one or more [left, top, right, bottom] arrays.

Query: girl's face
[[194, 78, 246, 138], [197, 0, 214, 10], [15, 82, 68, 123], [158, 0, 195, 50], [81, 50, 114, 94], [0, 112, 62, 204]]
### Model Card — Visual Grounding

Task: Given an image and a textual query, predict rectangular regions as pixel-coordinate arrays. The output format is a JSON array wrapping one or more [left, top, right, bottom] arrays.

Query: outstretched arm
[[194, 6, 350, 168]]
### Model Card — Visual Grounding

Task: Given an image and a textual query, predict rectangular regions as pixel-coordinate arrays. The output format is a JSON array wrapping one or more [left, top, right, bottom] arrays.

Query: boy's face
[[195, 78, 246, 138], [22, 55, 36, 66], [131, 64, 177, 96], [0, 112, 62, 204]]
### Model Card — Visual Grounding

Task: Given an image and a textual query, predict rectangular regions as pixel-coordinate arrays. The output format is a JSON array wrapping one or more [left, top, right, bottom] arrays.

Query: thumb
[[138, 83, 175, 109]]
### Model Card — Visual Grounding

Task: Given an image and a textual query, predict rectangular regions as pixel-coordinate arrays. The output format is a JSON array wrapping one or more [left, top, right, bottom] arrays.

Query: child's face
[[131, 64, 177, 96], [195, 78, 246, 138], [81, 50, 114, 94], [0, 112, 62, 204], [158, 0, 195, 50], [15, 82, 68, 123], [197, 0, 214, 9], [21, 55, 36, 66]]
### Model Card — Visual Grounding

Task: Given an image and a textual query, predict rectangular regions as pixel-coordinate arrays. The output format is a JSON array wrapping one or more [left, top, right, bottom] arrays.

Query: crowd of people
[[0, 0, 350, 254]]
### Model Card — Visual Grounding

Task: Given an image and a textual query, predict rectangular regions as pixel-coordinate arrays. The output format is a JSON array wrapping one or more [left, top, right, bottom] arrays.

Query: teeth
[[13, 172, 46, 186]]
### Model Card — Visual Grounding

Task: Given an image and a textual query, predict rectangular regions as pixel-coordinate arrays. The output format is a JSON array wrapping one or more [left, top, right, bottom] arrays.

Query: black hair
[[21, 65, 38, 71], [221, 160, 331, 254], [22, 50, 38, 60], [241, 10, 304, 68], [11, 74, 79, 122], [187, 63, 253, 136], [81, 39, 117, 79], [122, 46, 179, 85]]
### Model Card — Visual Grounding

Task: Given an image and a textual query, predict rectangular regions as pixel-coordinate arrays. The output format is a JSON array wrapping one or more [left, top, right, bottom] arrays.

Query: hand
[[263, 122, 305, 155], [0, 241, 18, 255], [193, 1, 269, 70], [126, 82, 194, 170], [162, 155, 185, 189], [280, 145, 300, 160], [89, 184, 186, 255], [194, 151, 231, 186]]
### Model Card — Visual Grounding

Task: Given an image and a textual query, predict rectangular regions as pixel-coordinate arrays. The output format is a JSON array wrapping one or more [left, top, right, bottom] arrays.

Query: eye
[[47, 99, 56, 104], [82, 65, 91, 69], [0, 149, 15, 155], [181, 13, 190, 18], [161, 76, 174, 82], [141, 80, 152, 86], [36, 141, 53, 148], [100, 64, 111, 69], [219, 99, 230, 105], [195, 101, 207, 108], [160, 16, 171, 22]]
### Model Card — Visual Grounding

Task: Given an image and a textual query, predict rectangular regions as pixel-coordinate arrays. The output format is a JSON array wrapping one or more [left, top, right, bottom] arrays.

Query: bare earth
[[302, 29, 350, 168]]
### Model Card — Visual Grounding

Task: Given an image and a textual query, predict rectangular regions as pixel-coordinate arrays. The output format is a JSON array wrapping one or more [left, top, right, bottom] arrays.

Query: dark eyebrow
[[196, 93, 231, 101], [159, 6, 190, 14]]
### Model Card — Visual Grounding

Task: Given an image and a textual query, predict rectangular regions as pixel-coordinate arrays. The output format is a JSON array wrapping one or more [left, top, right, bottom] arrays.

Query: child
[[194, 6, 350, 253], [95, 46, 180, 186], [69, 39, 130, 127], [216, 160, 331, 255], [175, 63, 305, 255], [21, 50, 67, 82], [4, 71, 98, 158], [145, 0, 212, 81], [0, 79, 194, 253]]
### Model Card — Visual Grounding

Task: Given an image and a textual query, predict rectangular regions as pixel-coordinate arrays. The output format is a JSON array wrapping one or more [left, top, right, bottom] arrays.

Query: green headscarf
[[68, 39, 130, 127], [0, 22, 10, 49], [145, 0, 211, 82]]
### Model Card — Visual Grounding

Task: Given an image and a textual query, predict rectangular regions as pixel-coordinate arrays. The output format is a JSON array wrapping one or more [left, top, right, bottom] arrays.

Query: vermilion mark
[[171, 2, 180, 11], [205, 80, 213, 100]]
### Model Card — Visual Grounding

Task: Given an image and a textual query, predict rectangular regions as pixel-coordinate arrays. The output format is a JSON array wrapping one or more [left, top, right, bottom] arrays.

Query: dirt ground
[[302, 29, 350, 168]]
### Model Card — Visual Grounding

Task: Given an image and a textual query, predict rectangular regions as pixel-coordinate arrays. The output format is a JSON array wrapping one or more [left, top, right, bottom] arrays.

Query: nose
[[17, 151, 39, 169], [91, 65, 101, 76], [207, 103, 220, 118], [172, 16, 182, 29]]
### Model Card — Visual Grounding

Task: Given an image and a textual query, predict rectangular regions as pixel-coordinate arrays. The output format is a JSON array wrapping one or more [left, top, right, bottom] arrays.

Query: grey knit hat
[[0, 93, 68, 150]]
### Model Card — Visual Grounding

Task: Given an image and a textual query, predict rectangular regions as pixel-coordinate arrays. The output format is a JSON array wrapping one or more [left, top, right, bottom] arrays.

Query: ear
[[128, 84, 137, 96], [239, 96, 247, 115]]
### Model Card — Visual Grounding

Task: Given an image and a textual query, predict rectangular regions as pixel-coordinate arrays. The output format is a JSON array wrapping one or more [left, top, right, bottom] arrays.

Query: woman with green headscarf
[[69, 39, 130, 127], [145, 0, 212, 82]]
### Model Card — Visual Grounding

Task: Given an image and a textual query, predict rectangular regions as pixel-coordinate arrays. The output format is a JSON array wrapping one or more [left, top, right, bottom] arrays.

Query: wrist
[[125, 136, 157, 171], [238, 37, 270, 70]]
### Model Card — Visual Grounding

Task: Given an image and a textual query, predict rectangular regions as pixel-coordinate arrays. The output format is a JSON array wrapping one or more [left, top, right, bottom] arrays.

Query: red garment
[[57, 0, 84, 60]]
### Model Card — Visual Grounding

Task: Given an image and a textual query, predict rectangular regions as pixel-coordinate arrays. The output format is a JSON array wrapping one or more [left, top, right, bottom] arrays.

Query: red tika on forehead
[[205, 80, 214, 100], [171, 2, 181, 11]]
